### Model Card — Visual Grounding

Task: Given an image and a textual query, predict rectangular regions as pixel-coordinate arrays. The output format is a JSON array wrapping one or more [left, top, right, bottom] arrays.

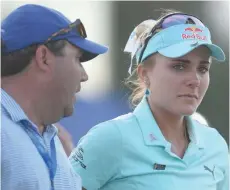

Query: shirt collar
[[1, 88, 28, 122], [133, 96, 205, 149], [43, 124, 58, 139], [186, 116, 205, 149], [1, 88, 58, 137], [133, 96, 167, 147]]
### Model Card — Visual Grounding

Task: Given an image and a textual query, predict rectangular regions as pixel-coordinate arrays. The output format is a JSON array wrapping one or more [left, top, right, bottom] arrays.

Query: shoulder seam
[[109, 119, 124, 177]]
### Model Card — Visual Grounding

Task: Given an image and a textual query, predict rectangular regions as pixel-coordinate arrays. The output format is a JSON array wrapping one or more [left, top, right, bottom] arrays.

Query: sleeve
[[217, 163, 229, 190], [69, 121, 122, 190], [216, 131, 229, 190]]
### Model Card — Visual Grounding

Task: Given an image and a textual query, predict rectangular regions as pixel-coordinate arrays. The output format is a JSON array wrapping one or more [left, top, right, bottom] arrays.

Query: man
[[1, 4, 108, 190]]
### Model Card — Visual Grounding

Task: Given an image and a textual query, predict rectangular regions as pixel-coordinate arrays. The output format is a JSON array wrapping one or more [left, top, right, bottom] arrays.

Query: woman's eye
[[173, 64, 185, 70], [199, 67, 209, 74]]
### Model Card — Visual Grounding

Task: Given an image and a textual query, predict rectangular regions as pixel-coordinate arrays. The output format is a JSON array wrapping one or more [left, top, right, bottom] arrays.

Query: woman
[[70, 11, 229, 190]]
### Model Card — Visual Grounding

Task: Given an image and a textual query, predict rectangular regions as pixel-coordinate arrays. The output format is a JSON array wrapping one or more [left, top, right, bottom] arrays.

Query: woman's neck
[[147, 97, 189, 158]]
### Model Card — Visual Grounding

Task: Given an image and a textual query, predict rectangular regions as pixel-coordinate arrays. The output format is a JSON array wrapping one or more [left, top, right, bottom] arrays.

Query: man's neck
[[37, 125, 46, 135], [2, 79, 45, 133]]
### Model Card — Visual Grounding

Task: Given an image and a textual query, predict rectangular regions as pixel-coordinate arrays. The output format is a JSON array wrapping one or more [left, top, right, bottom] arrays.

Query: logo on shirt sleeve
[[72, 147, 87, 169], [204, 164, 226, 183], [204, 165, 215, 180]]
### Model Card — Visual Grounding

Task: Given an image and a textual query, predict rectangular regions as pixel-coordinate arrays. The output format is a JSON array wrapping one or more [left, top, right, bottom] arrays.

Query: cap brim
[[158, 41, 225, 62], [67, 36, 108, 62]]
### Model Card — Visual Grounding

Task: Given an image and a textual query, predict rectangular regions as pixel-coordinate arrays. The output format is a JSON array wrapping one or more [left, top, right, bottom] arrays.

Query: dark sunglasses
[[138, 13, 205, 63], [45, 19, 87, 44]]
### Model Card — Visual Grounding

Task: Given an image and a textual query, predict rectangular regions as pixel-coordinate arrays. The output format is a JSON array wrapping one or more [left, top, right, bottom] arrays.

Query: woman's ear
[[137, 64, 150, 85]]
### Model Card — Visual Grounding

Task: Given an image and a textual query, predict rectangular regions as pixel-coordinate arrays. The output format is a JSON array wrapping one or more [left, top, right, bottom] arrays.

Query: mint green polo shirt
[[70, 96, 229, 190]]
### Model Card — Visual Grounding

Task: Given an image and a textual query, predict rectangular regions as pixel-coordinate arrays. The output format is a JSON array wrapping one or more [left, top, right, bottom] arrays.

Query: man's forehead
[[65, 41, 83, 55]]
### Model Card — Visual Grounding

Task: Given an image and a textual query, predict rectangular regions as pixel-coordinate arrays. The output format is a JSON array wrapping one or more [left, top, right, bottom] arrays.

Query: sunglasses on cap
[[138, 13, 205, 63], [45, 19, 87, 44]]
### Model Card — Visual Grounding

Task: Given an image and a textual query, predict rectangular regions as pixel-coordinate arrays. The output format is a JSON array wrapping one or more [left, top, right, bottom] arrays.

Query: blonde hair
[[191, 112, 209, 126], [125, 10, 182, 108]]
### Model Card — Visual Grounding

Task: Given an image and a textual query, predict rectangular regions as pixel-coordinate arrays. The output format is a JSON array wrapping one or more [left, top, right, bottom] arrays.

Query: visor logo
[[182, 26, 207, 41]]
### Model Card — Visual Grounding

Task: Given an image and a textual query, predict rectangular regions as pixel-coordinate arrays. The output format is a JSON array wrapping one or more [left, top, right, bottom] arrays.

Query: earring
[[144, 78, 150, 96], [145, 88, 150, 96]]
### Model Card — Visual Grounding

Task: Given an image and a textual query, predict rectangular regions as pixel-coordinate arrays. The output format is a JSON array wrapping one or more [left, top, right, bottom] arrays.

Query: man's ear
[[34, 45, 55, 73]]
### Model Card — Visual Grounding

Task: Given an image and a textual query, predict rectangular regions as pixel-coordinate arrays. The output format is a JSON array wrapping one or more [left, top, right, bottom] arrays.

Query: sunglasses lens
[[76, 22, 87, 38], [45, 19, 88, 44], [162, 14, 205, 29]]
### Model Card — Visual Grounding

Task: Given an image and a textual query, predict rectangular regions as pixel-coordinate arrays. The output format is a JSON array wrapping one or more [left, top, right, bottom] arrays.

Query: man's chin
[[74, 94, 78, 103], [63, 106, 74, 118]]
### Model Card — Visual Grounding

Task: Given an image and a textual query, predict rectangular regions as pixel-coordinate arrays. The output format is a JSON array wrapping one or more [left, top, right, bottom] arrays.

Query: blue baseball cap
[[1, 4, 108, 62], [136, 24, 225, 63]]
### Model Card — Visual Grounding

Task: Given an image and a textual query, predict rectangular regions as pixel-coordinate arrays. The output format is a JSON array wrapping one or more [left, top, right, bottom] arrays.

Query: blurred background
[[1, 1, 229, 145]]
